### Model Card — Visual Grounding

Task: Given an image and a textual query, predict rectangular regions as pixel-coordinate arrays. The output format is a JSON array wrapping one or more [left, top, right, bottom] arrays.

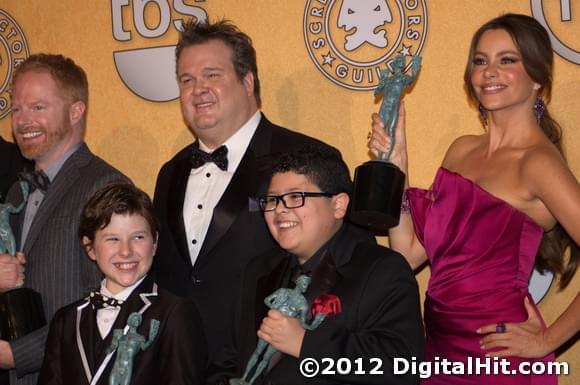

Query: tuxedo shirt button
[[192, 239, 197, 245]]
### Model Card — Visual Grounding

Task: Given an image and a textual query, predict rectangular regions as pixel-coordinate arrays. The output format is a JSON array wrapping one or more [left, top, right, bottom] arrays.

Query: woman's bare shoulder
[[442, 134, 484, 168]]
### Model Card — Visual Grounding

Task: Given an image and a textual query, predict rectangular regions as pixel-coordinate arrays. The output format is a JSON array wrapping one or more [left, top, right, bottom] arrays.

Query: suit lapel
[[266, 252, 342, 379], [253, 256, 289, 330], [236, 251, 287, 368], [112, 276, 159, 330], [166, 146, 194, 262], [261, 252, 340, 379], [305, 224, 361, 302], [76, 277, 159, 385], [196, 146, 257, 262], [195, 117, 274, 265], [23, 144, 90, 254], [76, 300, 97, 385], [306, 250, 339, 303]]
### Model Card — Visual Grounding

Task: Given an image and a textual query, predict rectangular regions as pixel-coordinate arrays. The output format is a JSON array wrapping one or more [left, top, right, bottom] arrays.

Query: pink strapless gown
[[407, 167, 557, 385]]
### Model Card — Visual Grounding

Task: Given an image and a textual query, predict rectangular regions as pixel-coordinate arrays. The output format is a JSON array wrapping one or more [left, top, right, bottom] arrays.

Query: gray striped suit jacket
[[6, 143, 128, 385]]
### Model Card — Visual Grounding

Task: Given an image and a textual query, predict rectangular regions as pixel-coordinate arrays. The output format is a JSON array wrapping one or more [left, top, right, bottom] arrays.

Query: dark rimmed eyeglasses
[[258, 191, 335, 212]]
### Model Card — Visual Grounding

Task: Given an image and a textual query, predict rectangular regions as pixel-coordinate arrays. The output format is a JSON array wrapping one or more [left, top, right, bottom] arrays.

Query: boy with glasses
[[216, 145, 424, 385]]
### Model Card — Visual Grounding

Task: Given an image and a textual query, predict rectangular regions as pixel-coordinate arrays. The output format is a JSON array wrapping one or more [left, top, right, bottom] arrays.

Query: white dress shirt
[[183, 110, 261, 266]]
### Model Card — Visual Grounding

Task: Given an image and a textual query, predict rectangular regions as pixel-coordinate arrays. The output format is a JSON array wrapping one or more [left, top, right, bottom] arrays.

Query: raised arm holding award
[[351, 54, 421, 232]]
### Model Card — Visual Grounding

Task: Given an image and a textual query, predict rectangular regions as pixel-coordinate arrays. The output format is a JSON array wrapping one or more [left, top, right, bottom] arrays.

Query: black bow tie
[[18, 170, 50, 193], [88, 291, 125, 310], [191, 145, 228, 171]]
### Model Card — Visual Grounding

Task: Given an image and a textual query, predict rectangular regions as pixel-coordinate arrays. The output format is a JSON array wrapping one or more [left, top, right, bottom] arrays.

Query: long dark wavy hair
[[464, 13, 578, 289]]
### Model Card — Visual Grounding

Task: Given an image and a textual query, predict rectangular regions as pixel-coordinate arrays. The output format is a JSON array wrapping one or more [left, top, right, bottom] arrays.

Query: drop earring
[[533, 96, 545, 123]]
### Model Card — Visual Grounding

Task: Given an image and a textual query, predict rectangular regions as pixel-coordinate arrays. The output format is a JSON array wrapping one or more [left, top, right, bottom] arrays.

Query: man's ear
[[333, 192, 350, 220], [82, 236, 96, 261], [242, 72, 254, 97], [69, 100, 86, 126]]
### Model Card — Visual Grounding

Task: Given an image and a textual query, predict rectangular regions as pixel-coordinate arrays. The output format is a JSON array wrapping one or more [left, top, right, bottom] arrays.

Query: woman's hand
[[367, 102, 408, 172], [477, 297, 552, 358]]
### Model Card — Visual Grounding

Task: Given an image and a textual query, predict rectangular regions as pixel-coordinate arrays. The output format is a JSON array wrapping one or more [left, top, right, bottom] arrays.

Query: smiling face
[[177, 39, 257, 148], [264, 172, 348, 263], [470, 29, 540, 115], [11, 70, 84, 170], [84, 213, 157, 294]]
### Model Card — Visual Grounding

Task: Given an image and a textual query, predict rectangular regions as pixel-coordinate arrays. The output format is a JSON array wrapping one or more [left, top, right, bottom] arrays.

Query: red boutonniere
[[311, 294, 342, 318]]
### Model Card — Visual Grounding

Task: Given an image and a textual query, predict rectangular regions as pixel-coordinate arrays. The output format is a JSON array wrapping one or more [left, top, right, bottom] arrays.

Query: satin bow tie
[[18, 170, 50, 193], [88, 291, 125, 310], [191, 145, 228, 171]]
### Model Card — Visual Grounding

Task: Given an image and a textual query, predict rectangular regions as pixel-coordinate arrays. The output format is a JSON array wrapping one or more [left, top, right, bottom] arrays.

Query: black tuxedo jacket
[[38, 275, 207, 385], [223, 224, 424, 385], [152, 114, 337, 361], [0, 136, 31, 203]]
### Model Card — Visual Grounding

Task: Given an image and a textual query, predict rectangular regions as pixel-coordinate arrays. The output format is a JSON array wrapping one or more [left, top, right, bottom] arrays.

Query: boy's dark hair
[[176, 18, 261, 107], [79, 181, 159, 242], [272, 145, 352, 195]]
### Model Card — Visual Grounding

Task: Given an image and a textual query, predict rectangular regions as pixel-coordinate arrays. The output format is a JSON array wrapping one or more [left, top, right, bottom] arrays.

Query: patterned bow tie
[[88, 291, 125, 310], [18, 170, 50, 193], [191, 145, 228, 171]]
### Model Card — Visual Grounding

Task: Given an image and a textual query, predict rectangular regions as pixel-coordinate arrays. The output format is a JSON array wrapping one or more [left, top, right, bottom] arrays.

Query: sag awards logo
[[304, 0, 428, 90], [110, 0, 207, 102], [531, 0, 580, 65], [0, 9, 29, 120]]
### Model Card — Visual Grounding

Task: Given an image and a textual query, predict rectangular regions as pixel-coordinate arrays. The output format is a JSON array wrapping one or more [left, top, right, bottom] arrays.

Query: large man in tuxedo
[[152, 19, 341, 364], [0, 54, 127, 385]]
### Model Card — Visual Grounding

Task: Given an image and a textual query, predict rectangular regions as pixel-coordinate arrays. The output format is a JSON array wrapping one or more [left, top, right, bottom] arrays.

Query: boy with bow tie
[[38, 182, 207, 385]]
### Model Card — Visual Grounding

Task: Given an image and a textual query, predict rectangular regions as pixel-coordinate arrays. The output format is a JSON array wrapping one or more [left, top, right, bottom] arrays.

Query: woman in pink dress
[[369, 13, 579, 384]]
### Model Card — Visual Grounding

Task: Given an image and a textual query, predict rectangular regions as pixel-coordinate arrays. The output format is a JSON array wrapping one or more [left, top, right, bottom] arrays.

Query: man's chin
[[190, 122, 220, 139], [192, 119, 218, 132], [19, 146, 41, 161]]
